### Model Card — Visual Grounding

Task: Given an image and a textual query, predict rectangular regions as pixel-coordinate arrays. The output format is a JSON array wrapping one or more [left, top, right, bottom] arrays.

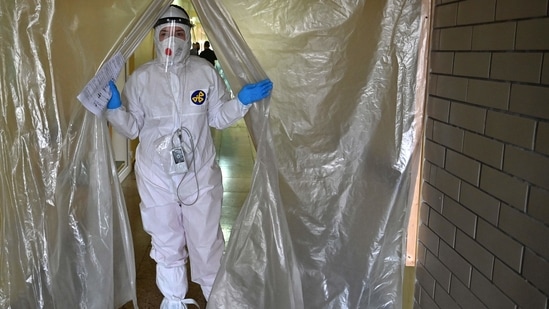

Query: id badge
[[170, 147, 188, 174]]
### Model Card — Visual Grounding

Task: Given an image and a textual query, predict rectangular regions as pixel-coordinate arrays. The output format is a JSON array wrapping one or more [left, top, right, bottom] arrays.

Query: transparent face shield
[[154, 20, 191, 71]]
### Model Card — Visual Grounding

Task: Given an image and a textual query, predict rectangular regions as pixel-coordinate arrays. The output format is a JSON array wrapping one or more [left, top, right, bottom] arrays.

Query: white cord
[[171, 129, 181, 148], [180, 297, 200, 308], [176, 126, 200, 206]]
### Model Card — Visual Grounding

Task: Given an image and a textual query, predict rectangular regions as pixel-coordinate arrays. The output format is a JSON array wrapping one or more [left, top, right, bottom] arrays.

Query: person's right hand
[[107, 80, 121, 109]]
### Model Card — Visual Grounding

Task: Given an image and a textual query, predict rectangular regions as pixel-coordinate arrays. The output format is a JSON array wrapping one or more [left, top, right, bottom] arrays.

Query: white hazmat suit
[[106, 4, 272, 308]]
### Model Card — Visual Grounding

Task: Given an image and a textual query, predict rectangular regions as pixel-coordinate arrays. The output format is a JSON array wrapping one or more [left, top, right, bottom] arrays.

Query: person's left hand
[[107, 80, 121, 109], [237, 79, 273, 105]]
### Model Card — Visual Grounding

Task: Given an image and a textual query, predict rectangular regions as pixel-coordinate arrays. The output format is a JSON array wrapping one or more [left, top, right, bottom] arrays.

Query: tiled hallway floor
[[119, 119, 255, 309]]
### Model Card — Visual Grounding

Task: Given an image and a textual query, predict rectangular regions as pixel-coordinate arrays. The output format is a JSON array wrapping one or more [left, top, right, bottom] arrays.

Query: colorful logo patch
[[191, 90, 206, 105]]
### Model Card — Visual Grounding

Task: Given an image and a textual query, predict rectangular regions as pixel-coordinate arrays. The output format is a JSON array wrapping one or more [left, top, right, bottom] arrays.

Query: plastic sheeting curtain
[[1, 0, 427, 308], [197, 0, 428, 308], [0, 1, 171, 308]]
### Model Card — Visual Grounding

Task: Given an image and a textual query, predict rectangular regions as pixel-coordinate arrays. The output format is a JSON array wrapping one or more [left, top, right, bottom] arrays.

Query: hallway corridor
[[120, 119, 255, 309]]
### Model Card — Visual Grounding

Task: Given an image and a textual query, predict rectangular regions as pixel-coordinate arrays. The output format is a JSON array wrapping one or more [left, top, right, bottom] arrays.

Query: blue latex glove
[[107, 80, 121, 109], [237, 79, 273, 105]]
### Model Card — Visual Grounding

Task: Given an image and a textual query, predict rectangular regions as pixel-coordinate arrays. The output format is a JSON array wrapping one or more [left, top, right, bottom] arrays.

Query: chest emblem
[[191, 90, 206, 105]]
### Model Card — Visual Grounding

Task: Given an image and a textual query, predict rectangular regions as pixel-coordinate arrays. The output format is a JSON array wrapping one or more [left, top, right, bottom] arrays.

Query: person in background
[[199, 41, 217, 66], [105, 4, 272, 309], [190, 42, 200, 55]]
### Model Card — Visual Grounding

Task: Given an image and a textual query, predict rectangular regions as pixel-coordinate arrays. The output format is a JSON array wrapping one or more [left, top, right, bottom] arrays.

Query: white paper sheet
[[77, 52, 125, 115]]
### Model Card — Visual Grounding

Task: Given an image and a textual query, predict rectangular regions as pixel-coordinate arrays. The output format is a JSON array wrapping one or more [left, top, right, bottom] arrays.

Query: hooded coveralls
[[106, 24, 251, 303]]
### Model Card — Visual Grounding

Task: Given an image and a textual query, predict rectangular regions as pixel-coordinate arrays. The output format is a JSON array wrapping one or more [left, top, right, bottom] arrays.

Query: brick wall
[[416, 0, 549, 308]]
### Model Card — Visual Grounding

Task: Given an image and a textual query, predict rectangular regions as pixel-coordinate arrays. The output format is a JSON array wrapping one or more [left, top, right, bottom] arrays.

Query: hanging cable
[[175, 126, 199, 206]]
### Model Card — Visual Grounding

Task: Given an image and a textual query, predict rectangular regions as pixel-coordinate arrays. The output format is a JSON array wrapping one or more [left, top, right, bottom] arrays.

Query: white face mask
[[157, 36, 188, 65], [154, 23, 191, 68]]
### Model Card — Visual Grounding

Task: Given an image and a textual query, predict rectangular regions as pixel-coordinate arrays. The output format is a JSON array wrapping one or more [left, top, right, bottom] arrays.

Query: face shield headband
[[154, 5, 194, 29], [154, 16, 193, 29]]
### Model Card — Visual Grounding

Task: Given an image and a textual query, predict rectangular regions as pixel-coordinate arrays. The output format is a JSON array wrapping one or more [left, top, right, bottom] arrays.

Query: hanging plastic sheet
[[0, 0, 427, 307], [0, 1, 171, 308], [195, 0, 428, 308]]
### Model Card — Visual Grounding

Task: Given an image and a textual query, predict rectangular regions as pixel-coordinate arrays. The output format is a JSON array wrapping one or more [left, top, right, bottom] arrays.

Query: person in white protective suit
[[105, 4, 273, 308]]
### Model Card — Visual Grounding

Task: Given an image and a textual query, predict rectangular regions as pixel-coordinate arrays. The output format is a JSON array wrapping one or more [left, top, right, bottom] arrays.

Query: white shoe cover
[[156, 264, 188, 301], [160, 297, 200, 309]]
